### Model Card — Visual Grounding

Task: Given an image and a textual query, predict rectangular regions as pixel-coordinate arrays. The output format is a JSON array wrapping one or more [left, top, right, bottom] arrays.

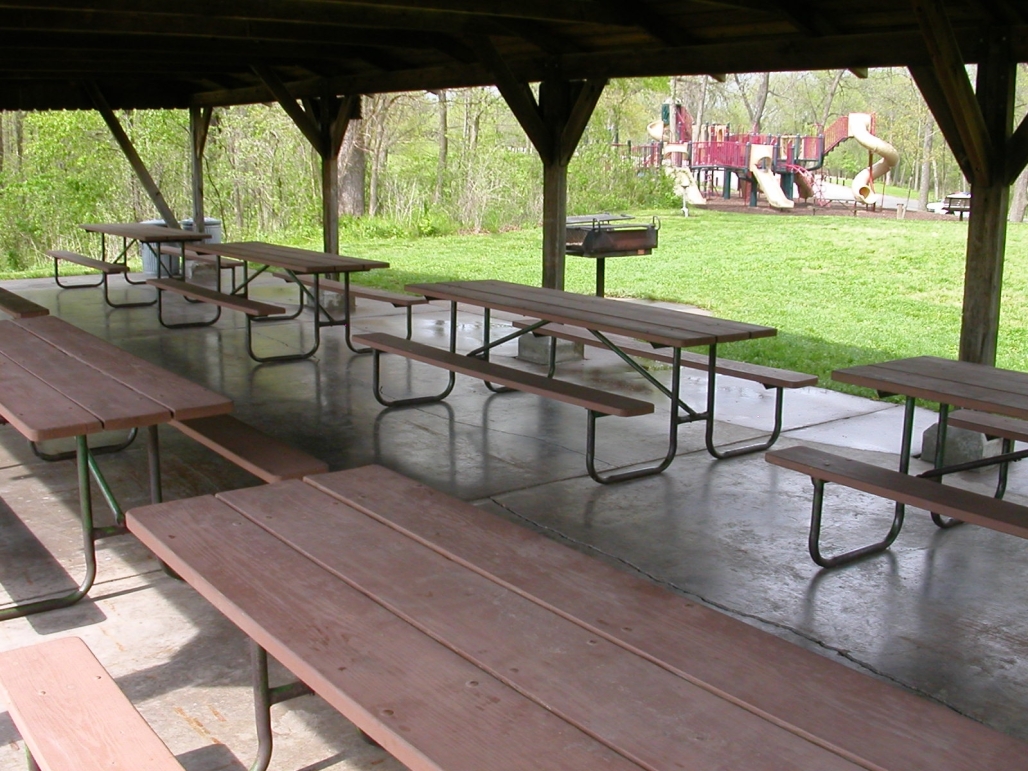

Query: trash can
[[180, 217, 222, 245], [139, 217, 222, 276], [139, 219, 168, 275]]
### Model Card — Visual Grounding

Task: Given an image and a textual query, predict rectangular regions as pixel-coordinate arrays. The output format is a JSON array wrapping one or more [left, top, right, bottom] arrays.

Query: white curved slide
[[662, 143, 707, 206], [849, 113, 898, 205], [749, 145, 794, 209]]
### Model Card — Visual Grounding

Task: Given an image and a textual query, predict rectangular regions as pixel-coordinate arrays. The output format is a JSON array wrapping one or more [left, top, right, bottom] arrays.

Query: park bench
[[126, 463, 1028, 771], [943, 194, 971, 220], [0, 636, 185, 771], [765, 444, 1028, 567], [0, 287, 48, 318], [353, 332, 654, 482], [273, 271, 428, 340], [170, 414, 328, 484]]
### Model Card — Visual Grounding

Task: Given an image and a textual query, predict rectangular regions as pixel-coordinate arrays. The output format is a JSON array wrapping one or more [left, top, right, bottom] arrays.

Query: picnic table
[[55, 223, 210, 308], [126, 464, 1028, 771], [767, 356, 1028, 566], [0, 315, 231, 618], [359, 279, 781, 482], [943, 193, 971, 220], [187, 241, 389, 362]]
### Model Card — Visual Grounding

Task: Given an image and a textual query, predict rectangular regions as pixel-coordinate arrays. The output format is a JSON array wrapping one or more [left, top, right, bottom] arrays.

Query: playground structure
[[641, 104, 898, 212]]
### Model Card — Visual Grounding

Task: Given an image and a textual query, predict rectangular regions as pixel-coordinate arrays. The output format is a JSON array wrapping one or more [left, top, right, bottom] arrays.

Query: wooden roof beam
[[910, 0, 992, 185], [467, 35, 550, 160], [188, 25, 1028, 109], [1007, 115, 1028, 185], [909, 64, 974, 181], [969, 0, 1028, 25], [253, 64, 326, 155], [0, 1, 645, 34]]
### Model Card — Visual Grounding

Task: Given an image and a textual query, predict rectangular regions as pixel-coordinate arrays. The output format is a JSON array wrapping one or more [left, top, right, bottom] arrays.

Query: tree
[[339, 101, 366, 217], [434, 90, 448, 205], [734, 72, 770, 132]]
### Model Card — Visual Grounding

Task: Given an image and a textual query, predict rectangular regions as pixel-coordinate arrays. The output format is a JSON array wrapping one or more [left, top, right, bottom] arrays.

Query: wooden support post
[[254, 66, 358, 255], [85, 81, 178, 227], [959, 31, 1015, 365], [471, 37, 605, 289], [540, 80, 569, 290], [189, 105, 213, 235]]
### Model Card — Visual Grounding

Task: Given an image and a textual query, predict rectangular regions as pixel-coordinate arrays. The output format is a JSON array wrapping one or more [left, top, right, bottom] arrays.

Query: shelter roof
[[3, 1, 1027, 111]]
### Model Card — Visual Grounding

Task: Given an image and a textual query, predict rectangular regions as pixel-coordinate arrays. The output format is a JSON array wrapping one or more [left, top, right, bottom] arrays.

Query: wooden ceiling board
[[0, 1, 1019, 111]]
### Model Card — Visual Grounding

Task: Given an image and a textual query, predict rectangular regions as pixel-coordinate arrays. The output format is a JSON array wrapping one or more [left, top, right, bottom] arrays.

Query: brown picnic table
[[767, 356, 1028, 566], [67, 223, 210, 308], [186, 241, 389, 362], [0, 315, 231, 618], [126, 464, 1028, 771], [394, 280, 778, 481]]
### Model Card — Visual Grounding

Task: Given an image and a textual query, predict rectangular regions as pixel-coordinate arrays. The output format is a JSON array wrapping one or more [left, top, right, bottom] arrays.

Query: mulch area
[[693, 194, 949, 221]]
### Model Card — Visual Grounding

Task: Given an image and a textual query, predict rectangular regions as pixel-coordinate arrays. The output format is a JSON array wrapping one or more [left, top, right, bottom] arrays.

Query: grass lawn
[[329, 207, 1028, 398]]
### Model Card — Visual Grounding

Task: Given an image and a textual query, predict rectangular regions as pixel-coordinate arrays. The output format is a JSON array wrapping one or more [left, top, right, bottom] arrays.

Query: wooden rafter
[[1007, 114, 1028, 185], [908, 64, 974, 181], [0, 1, 645, 35], [910, 0, 992, 184], [253, 64, 325, 154], [84, 81, 178, 227], [559, 79, 608, 165], [467, 36, 550, 161]]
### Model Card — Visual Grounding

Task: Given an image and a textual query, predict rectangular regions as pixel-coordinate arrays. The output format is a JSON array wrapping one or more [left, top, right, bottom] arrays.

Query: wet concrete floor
[[0, 273, 1026, 769]]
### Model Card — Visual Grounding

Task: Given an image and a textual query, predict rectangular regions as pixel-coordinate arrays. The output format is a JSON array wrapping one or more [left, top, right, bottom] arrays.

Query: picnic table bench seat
[[949, 409, 1028, 442], [158, 244, 246, 291], [273, 271, 428, 339], [146, 278, 285, 317], [353, 332, 653, 417], [170, 414, 328, 484], [765, 444, 1028, 566], [512, 318, 817, 389], [0, 637, 185, 771], [46, 249, 128, 276], [126, 464, 1028, 771], [355, 331, 666, 483], [158, 243, 245, 270], [0, 287, 48, 318]]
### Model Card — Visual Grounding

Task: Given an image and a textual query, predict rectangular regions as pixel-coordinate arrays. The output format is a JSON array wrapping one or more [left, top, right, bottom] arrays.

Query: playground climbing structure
[[638, 105, 898, 211]]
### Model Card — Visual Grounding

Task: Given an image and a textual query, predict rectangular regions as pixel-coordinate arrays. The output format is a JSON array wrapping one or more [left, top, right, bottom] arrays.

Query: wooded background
[[1, 67, 1026, 270]]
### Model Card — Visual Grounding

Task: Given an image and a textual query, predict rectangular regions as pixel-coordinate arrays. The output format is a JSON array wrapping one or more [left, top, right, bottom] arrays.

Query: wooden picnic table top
[[126, 464, 1028, 771], [79, 223, 210, 242], [0, 316, 231, 441], [407, 279, 775, 348], [833, 356, 1028, 420], [191, 241, 389, 274]]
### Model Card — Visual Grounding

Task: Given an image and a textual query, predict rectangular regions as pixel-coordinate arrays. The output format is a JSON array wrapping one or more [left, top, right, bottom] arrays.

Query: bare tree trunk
[[918, 116, 934, 210], [695, 76, 708, 131], [819, 70, 846, 128], [434, 89, 448, 206], [14, 111, 23, 162], [1010, 164, 1028, 223], [735, 72, 770, 132], [339, 112, 366, 217]]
